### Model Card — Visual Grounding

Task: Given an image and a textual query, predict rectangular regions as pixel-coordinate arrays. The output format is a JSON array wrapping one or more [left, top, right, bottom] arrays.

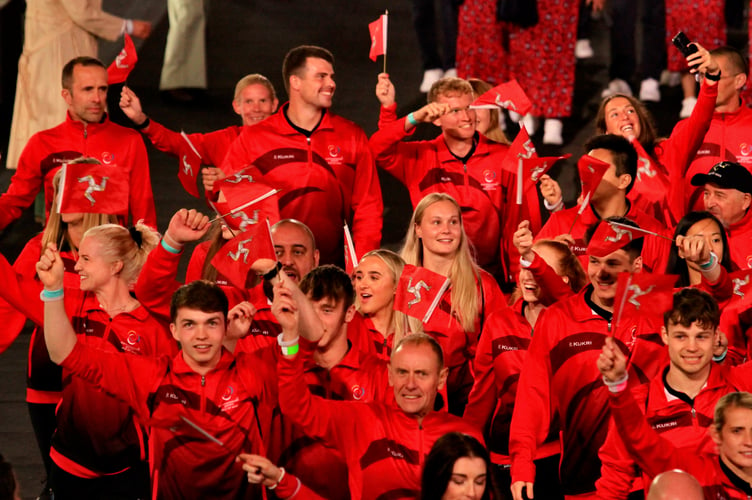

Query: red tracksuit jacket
[[369, 116, 544, 283], [221, 104, 383, 266], [61, 344, 275, 499], [597, 362, 752, 499], [0, 112, 156, 229], [608, 385, 752, 500], [277, 351, 485, 500], [509, 285, 667, 497]]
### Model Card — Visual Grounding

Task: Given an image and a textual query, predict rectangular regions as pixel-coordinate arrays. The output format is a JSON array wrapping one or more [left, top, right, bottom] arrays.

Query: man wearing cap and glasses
[[677, 46, 752, 213], [691, 160, 752, 269]]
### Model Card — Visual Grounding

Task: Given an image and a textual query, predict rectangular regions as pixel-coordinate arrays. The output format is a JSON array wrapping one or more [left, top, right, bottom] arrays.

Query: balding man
[[646, 470, 704, 500]]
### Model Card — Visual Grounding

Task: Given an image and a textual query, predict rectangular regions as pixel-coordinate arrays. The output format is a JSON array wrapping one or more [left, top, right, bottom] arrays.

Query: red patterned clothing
[[509, 286, 667, 496], [0, 113, 156, 230], [61, 345, 273, 500], [507, 0, 579, 118], [665, 0, 725, 72], [143, 121, 242, 167], [277, 351, 484, 500], [456, 0, 511, 83], [464, 300, 560, 465], [221, 105, 383, 266], [608, 386, 752, 500], [596, 362, 752, 499]]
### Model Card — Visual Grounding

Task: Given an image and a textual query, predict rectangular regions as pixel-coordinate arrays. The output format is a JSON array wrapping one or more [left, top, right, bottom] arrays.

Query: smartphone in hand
[[672, 31, 700, 71]]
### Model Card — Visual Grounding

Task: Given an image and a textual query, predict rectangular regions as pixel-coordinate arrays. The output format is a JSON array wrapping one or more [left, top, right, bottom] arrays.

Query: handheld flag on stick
[[178, 132, 201, 198], [56, 159, 128, 215], [611, 272, 677, 334], [394, 264, 450, 323], [520, 154, 570, 198], [210, 219, 276, 290], [469, 79, 532, 116], [107, 34, 137, 84], [211, 171, 280, 231], [369, 10, 389, 72], [608, 220, 675, 242], [567, 154, 610, 233], [344, 222, 358, 275]]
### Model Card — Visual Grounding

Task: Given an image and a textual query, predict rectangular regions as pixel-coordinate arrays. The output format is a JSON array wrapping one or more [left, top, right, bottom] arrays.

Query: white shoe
[[639, 78, 661, 102], [543, 119, 563, 145], [443, 68, 458, 79], [680, 96, 697, 119], [660, 70, 682, 87], [575, 39, 594, 59], [601, 78, 633, 98], [420, 68, 444, 93], [521, 114, 539, 136]]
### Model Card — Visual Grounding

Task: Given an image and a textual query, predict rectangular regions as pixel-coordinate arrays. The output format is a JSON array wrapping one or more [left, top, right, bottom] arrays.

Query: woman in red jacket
[[400, 193, 505, 415]]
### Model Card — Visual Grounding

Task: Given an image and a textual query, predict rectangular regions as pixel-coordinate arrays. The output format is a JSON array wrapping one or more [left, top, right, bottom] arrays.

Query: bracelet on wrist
[[277, 333, 300, 356], [40, 288, 64, 302], [267, 467, 286, 490], [263, 261, 283, 281], [602, 373, 629, 393], [406, 112, 419, 127], [713, 347, 728, 363], [160, 238, 182, 254], [704, 70, 722, 82], [699, 251, 718, 271], [134, 117, 151, 130]]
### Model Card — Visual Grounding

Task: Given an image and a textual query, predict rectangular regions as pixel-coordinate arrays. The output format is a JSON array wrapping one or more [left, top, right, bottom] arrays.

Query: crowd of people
[[2, 7, 752, 498]]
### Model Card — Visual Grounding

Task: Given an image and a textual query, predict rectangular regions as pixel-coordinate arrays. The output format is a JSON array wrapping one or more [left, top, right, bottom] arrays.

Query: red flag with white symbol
[[56, 160, 128, 215], [344, 222, 358, 275], [521, 154, 570, 194], [470, 79, 533, 116], [394, 264, 450, 323], [369, 13, 388, 61], [612, 273, 677, 333], [210, 220, 276, 290], [107, 34, 137, 84], [576, 154, 611, 214], [178, 132, 201, 198], [212, 171, 280, 232]]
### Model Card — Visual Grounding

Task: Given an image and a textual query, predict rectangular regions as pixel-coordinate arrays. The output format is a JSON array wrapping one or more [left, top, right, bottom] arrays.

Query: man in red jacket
[[272, 274, 484, 500], [509, 218, 667, 500], [221, 45, 383, 267], [596, 288, 746, 499], [691, 161, 752, 270], [0, 56, 156, 230]]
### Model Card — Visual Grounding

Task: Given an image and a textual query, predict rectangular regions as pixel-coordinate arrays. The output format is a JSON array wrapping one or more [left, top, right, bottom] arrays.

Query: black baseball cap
[[690, 161, 752, 194]]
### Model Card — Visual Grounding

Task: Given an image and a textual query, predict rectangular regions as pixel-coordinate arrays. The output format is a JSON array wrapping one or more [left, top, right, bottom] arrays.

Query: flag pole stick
[[383, 10, 388, 74]]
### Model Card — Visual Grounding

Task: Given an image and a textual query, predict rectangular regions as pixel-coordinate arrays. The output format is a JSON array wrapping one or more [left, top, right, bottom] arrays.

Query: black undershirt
[[283, 103, 325, 137], [583, 284, 613, 323], [447, 132, 478, 164], [720, 456, 752, 495]]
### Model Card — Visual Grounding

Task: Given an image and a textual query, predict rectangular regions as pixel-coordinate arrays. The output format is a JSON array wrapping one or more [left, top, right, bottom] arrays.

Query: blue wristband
[[406, 112, 419, 127], [699, 252, 717, 270], [713, 347, 728, 363], [161, 238, 181, 254], [40, 288, 64, 302]]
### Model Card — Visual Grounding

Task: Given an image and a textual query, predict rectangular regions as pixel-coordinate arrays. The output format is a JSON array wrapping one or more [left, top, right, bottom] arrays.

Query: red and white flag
[[56, 161, 128, 215], [178, 132, 201, 198], [612, 272, 677, 332], [470, 79, 532, 116], [107, 34, 137, 84], [394, 264, 451, 323], [521, 154, 570, 194], [210, 221, 277, 290], [213, 172, 280, 232], [369, 13, 388, 61], [576, 154, 611, 214], [344, 222, 358, 275]]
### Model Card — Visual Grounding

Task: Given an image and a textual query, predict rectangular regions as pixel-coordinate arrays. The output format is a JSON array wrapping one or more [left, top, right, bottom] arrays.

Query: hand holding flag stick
[[608, 220, 675, 242]]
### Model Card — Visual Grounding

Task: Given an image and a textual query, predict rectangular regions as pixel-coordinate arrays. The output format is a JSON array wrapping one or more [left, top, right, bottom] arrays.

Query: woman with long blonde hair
[[400, 193, 504, 415]]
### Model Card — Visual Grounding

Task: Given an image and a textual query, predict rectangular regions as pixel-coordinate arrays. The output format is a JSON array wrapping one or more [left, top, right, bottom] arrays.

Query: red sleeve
[[595, 408, 642, 500], [277, 352, 368, 450], [134, 243, 184, 323], [368, 117, 415, 183], [607, 389, 685, 478], [274, 472, 328, 500], [186, 242, 210, 282], [659, 81, 718, 218], [0, 135, 43, 230], [463, 317, 498, 433], [220, 127, 255, 175], [509, 308, 554, 484], [60, 340, 164, 421], [377, 103, 399, 130], [127, 133, 157, 228], [526, 251, 574, 306], [0, 250, 44, 326], [143, 120, 200, 158], [349, 128, 383, 256], [697, 266, 733, 304]]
